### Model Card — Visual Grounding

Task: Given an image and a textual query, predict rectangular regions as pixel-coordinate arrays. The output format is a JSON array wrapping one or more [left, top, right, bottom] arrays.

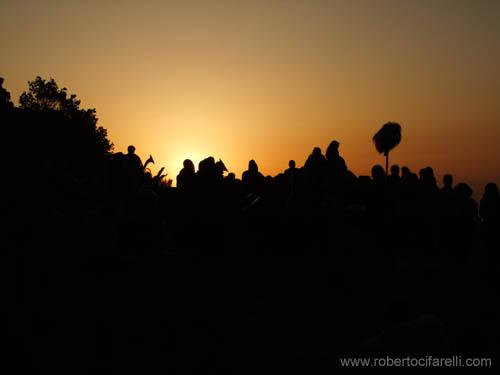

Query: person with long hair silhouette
[[242, 159, 265, 194]]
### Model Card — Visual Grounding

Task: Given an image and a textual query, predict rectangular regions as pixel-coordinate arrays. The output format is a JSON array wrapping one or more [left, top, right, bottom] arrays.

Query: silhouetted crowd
[[2, 77, 500, 372]]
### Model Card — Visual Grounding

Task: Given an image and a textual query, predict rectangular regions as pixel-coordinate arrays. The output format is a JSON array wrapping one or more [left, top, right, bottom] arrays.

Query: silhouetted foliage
[[373, 122, 402, 176], [373, 122, 402, 156], [19, 76, 113, 154], [0, 77, 14, 110]]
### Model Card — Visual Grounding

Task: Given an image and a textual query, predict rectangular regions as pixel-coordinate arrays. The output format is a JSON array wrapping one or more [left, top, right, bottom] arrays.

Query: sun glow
[[1, 1, 498, 193], [159, 141, 222, 186]]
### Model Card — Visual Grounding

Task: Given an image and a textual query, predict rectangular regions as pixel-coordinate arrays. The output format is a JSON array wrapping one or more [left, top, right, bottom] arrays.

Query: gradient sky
[[1, 0, 499, 194]]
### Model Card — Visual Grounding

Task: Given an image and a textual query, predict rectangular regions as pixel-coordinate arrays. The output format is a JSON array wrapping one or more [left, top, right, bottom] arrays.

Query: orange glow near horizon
[[1, 0, 499, 194]]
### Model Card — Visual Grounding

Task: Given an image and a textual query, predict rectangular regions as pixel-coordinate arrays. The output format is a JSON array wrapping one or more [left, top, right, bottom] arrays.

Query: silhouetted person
[[120, 145, 144, 190], [368, 164, 386, 218], [198, 156, 215, 175], [126, 145, 143, 170], [419, 167, 437, 188], [400, 166, 418, 198], [284, 160, 296, 175], [415, 167, 440, 248], [480, 183, 500, 225], [222, 172, 242, 206], [284, 160, 300, 182], [437, 174, 457, 254], [387, 165, 401, 200], [214, 159, 228, 181], [371, 165, 385, 185], [303, 147, 327, 195], [418, 167, 439, 210], [325, 140, 339, 160], [242, 159, 265, 194], [280, 160, 300, 204], [304, 147, 326, 171], [453, 183, 478, 261], [455, 182, 477, 221], [177, 159, 196, 191], [225, 172, 242, 194], [388, 165, 401, 183], [196, 156, 219, 189], [325, 140, 347, 174], [324, 141, 352, 199], [440, 174, 455, 210], [401, 166, 417, 181], [480, 183, 500, 269], [440, 173, 455, 204], [443, 174, 453, 191], [382, 164, 401, 216], [226, 172, 236, 181]]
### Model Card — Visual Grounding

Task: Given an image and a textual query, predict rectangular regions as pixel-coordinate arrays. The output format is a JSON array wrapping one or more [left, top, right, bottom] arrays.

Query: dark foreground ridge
[[1, 77, 499, 372]]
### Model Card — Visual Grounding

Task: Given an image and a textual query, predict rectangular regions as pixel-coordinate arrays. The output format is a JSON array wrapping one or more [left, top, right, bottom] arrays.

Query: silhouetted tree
[[373, 122, 402, 178], [0, 77, 14, 110], [19, 76, 113, 154]]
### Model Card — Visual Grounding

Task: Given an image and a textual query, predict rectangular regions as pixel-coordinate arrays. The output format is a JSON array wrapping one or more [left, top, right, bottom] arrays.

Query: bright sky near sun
[[1, 0, 499, 193]]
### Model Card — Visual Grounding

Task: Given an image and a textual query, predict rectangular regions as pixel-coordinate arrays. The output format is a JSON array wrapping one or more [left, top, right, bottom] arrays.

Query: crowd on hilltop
[[99, 135, 499, 263], [1, 76, 499, 259], [3, 76, 500, 371]]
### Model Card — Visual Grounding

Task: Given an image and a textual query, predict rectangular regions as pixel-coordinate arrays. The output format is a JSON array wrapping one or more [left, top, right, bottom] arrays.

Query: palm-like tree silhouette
[[373, 122, 402, 178]]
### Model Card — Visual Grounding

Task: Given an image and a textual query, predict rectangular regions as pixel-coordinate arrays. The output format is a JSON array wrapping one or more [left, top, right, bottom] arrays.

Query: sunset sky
[[1, 0, 499, 194]]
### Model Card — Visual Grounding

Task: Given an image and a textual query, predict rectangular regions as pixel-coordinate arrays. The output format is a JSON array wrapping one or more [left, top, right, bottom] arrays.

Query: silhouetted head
[[198, 156, 215, 172], [371, 165, 385, 181], [401, 166, 410, 178], [443, 174, 453, 188], [390, 165, 400, 177], [227, 172, 236, 181], [483, 182, 499, 199], [127, 145, 136, 154], [248, 159, 258, 173], [325, 140, 340, 160], [419, 167, 435, 184], [455, 183, 473, 199], [312, 147, 322, 156], [289, 160, 296, 169], [183, 159, 195, 172]]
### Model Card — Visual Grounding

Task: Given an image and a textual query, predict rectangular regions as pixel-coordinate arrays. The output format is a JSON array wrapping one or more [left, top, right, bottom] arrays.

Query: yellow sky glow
[[1, 0, 499, 194]]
